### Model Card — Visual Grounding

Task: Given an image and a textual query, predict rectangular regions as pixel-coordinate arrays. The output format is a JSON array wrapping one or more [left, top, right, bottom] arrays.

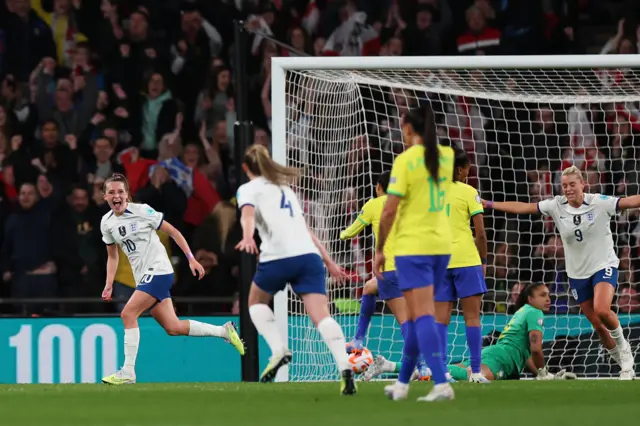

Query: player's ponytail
[[515, 282, 546, 311], [104, 173, 133, 202], [405, 104, 439, 183], [453, 146, 470, 182], [244, 144, 299, 185]]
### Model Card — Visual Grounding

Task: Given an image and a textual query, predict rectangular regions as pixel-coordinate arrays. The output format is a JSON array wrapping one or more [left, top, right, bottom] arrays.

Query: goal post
[[271, 54, 640, 382]]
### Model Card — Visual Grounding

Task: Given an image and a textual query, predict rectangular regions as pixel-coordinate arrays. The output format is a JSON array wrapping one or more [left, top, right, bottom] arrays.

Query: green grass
[[0, 381, 638, 426]]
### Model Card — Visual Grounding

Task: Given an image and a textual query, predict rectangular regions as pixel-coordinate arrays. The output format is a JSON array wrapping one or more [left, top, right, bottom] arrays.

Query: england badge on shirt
[[130, 222, 138, 233], [587, 212, 595, 223]]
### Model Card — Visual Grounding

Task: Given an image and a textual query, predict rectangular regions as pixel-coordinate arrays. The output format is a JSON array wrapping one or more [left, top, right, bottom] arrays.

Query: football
[[348, 347, 374, 374]]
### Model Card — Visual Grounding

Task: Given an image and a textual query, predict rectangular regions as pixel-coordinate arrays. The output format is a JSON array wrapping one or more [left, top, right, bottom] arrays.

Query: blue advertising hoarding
[[1, 314, 638, 383]]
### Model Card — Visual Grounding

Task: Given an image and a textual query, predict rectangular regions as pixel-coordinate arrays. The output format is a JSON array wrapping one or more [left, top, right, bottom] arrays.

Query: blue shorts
[[378, 271, 402, 301], [395, 255, 451, 292], [137, 273, 174, 302], [436, 265, 487, 302], [254, 253, 326, 296], [568, 267, 619, 304]]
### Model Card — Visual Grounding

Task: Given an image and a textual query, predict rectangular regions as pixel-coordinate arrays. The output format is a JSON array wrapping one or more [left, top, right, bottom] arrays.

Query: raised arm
[[483, 200, 540, 215]]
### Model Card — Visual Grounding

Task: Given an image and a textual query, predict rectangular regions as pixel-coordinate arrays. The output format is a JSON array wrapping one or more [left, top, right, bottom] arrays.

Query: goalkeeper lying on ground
[[365, 282, 576, 381]]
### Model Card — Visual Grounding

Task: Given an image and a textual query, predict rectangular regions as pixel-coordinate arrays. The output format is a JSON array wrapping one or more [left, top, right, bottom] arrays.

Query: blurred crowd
[[0, 0, 639, 317]]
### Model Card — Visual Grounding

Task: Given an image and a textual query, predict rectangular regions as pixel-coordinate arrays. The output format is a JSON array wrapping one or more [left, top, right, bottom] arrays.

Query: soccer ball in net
[[348, 348, 374, 374]]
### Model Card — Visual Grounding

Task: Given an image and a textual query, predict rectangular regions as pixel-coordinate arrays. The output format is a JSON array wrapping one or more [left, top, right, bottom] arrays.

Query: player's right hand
[[188, 258, 206, 280], [235, 238, 258, 255], [326, 260, 347, 284], [373, 250, 385, 280], [101, 285, 113, 301]]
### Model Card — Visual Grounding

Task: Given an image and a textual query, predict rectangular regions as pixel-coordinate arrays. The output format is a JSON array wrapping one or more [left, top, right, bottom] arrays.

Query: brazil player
[[100, 173, 245, 385], [435, 147, 489, 383], [374, 104, 456, 402], [484, 165, 639, 379], [340, 172, 408, 347], [236, 145, 356, 395], [340, 172, 429, 381], [437, 282, 575, 381]]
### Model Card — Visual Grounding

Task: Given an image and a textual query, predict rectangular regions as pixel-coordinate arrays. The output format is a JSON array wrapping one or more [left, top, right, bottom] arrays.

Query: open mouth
[[113, 200, 123, 209]]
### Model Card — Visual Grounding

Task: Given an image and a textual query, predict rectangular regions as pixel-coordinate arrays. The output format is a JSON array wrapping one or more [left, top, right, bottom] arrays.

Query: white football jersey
[[537, 193, 619, 279], [236, 177, 318, 262], [101, 202, 174, 284]]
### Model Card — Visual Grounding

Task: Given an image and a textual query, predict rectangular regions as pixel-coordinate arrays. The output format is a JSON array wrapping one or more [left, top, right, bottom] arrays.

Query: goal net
[[271, 55, 640, 382]]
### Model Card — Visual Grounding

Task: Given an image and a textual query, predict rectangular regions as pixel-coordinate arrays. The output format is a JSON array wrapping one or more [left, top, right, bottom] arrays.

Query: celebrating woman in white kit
[[483, 165, 638, 379], [100, 173, 245, 385]]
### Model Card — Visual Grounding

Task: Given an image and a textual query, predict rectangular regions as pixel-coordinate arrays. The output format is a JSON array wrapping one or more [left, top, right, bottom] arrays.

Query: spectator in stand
[[1, 182, 58, 315], [30, 0, 88, 68], [457, 6, 501, 55], [133, 71, 178, 159], [2, 0, 56, 81], [33, 56, 99, 140]]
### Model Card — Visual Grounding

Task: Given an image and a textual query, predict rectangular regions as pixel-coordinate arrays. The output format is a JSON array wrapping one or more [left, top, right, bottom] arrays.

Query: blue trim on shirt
[[156, 213, 165, 230], [125, 209, 133, 214], [582, 201, 589, 206], [239, 203, 255, 209], [615, 198, 621, 212], [107, 211, 114, 219], [537, 201, 542, 214]]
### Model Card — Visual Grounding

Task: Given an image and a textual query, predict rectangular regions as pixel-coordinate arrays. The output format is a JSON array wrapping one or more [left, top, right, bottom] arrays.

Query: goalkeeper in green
[[367, 282, 576, 381], [446, 282, 574, 380]]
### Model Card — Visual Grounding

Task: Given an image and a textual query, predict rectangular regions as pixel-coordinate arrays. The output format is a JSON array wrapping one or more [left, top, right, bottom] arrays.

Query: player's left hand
[[189, 258, 206, 280], [326, 260, 347, 285], [536, 367, 554, 380], [373, 250, 385, 280], [235, 238, 258, 255], [554, 369, 577, 380]]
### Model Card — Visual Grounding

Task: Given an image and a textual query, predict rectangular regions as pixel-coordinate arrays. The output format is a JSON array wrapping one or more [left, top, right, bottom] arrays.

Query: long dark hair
[[404, 103, 439, 182], [453, 146, 470, 182], [377, 171, 391, 193], [515, 282, 546, 311]]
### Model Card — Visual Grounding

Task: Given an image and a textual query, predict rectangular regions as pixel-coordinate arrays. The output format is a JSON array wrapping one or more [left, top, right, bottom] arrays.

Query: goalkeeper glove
[[536, 367, 555, 380], [554, 369, 577, 380]]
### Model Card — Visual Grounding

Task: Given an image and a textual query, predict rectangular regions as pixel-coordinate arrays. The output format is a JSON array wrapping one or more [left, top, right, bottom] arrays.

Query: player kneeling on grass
[[236, 145, 356, 395], [423, 282, 576, 381], [100, 174, 245, 385]]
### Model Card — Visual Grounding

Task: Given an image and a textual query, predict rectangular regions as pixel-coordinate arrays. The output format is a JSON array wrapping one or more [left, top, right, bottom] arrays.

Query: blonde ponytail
[[244, 144, 299, 185]]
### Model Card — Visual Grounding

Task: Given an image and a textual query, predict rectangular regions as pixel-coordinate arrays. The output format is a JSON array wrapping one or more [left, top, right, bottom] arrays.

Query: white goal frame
[[270, 54, 640, 382]]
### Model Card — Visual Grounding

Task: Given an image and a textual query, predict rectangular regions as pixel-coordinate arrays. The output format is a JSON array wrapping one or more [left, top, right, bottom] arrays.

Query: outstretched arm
[[483, 200, 540, 215], [340, 217, 367, 240], [618, 195, 640, 211]]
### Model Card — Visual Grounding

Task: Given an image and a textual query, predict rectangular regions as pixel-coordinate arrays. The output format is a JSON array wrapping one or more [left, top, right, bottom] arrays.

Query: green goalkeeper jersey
[[496, 304, 545, 374]]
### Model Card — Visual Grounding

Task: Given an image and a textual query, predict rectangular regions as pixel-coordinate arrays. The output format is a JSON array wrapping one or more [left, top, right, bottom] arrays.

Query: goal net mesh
[[282, 66, 640, 381]]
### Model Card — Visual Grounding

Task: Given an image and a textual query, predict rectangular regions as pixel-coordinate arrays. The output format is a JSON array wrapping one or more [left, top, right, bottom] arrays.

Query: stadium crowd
[[0, 0, 639, 317]]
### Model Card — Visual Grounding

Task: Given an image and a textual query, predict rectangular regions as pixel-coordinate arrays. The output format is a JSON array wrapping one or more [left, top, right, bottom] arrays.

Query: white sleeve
[[101, 219, 115, 245], [537, 197, 556, 216], [594, 194, 620, 216], [237, 183, 257, 209], [140, 204, 165, 230]]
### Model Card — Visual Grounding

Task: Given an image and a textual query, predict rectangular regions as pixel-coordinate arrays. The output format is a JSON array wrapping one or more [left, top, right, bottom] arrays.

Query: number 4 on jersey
[[280, 190, 293, 217]]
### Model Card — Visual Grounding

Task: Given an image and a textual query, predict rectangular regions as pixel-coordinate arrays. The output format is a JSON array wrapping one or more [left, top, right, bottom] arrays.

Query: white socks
[[609, 325, 627, 348], [123, 328, 140, 375], [188, 320, 226, 338], [317, 316, 350, 372], [249, 304, 286, 355]]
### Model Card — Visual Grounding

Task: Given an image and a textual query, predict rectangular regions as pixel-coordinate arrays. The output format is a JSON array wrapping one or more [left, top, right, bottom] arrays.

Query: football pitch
[[0, 381, 637, 426]]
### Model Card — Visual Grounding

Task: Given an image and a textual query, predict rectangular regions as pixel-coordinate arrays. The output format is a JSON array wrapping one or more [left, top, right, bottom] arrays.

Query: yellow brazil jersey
[[387, 144, 455, 256], [114, 231, 174, 288], [447, 181, 484, 269], [340, 195, 397, 272]]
